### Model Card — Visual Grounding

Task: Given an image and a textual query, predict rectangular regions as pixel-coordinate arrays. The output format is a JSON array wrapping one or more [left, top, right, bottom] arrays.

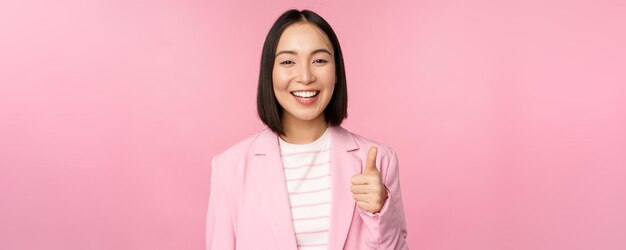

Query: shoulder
[[334, 126, 396, 160], [353, 132, 394, 154], [212, 128, 272, 167]]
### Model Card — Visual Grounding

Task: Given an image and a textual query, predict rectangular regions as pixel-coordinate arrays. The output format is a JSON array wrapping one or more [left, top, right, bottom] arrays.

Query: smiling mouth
[[290, 90, 320, 98]]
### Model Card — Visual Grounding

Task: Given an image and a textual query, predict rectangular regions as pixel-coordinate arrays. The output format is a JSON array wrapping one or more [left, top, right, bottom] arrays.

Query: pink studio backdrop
[[1, 0, 625, 249]]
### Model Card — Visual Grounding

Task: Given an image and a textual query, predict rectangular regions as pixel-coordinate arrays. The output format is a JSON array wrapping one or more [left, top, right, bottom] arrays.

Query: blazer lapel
[[248, 126, 361, 250], [249, 129, 298, 250], [328, 126, 361, 249]]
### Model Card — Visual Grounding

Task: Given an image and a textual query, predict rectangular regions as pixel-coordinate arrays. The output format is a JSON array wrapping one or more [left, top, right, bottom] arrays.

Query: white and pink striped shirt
[[279, 128, 331, 250]]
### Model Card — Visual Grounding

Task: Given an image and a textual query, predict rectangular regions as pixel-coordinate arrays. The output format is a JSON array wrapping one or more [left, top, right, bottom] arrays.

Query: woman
[[206, 9, 408, 250]]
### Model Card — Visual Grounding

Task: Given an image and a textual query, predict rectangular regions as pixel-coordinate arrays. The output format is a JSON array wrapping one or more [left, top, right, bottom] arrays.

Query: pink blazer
[[206, 126, 408, 249]]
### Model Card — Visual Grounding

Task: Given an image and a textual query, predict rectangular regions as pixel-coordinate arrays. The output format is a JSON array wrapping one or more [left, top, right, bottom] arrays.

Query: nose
[[295, 63, 315, 84]]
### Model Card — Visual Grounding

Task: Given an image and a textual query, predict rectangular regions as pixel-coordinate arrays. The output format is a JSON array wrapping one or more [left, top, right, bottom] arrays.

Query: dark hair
[[257, 9, 348, 135]]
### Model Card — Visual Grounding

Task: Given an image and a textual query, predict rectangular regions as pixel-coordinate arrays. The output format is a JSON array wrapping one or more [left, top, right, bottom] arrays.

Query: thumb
[[364, 146, 379, 174]]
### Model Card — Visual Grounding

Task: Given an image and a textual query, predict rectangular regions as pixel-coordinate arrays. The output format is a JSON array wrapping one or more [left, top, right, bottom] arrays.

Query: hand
[[351, 146, 388, 214]]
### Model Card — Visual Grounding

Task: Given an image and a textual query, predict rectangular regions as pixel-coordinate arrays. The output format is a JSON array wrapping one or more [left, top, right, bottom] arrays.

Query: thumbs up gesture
[[351, 146, 388, 214]]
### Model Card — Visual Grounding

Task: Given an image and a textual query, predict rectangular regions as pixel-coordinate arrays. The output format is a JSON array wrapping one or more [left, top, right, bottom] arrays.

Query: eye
[[280, 60, 295, 65], [313, 58, 328, 64]]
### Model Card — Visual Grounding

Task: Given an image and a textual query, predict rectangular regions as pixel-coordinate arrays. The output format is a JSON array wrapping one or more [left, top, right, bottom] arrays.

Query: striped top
[[279, 128, 331, 250]]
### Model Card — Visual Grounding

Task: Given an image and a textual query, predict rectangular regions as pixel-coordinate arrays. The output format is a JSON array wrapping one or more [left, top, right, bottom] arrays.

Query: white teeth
[[291, 91, 318, 98]]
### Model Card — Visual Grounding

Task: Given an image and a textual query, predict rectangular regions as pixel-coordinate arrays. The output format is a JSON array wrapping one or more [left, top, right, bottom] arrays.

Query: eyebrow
[[275, 48, 333, 57]]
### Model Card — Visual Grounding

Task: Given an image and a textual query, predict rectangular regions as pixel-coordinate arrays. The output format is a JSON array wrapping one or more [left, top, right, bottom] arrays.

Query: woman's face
[[272, 22, 336, 124]]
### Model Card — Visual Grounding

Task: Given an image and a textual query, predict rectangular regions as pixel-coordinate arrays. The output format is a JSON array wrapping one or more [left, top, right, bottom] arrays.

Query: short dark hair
[[257, 9, 348, 135]]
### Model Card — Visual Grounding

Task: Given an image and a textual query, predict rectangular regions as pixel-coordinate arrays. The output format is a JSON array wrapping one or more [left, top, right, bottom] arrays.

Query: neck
[[280, 114, 328, 144]]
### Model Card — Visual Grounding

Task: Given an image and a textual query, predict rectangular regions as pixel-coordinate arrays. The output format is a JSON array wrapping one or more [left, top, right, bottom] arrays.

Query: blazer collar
[[250, 126, 359, 155], [249, 126, 361, 250]]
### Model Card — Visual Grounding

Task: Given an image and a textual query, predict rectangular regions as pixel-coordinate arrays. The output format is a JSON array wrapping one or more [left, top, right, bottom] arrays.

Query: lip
[[290, 89, 319, 93], [290, 89, 320, 105], [293, 95, 319, 105]]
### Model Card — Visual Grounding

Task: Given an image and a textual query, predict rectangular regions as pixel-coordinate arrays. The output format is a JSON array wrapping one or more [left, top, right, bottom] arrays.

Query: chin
[[286, 109, 323, 122], [294, 114, 321, 121]]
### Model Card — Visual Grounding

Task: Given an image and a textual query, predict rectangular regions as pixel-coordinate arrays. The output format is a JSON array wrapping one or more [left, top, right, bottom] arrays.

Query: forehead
[[276, 22, 333, 52]]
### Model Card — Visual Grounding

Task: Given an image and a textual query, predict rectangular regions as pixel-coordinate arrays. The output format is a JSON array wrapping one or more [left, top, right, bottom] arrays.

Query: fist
[[350, 146, 388, 214]]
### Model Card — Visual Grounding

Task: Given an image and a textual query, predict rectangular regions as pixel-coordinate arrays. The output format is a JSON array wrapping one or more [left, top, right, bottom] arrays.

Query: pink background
[[1, 0, 625, 249]]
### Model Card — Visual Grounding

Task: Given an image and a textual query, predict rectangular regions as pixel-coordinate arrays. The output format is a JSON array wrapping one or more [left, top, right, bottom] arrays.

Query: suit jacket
[[206, 126, 408, 249]]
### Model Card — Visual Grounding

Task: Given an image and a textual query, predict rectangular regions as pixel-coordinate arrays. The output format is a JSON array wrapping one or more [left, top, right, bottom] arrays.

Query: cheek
[[318, 67, 336, 86], [272, 69, 291, 90]]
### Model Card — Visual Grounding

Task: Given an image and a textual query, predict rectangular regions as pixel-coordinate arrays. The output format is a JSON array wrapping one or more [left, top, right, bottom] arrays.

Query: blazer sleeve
[[358, 148, 409, 249], [205, 156, 236, 250]]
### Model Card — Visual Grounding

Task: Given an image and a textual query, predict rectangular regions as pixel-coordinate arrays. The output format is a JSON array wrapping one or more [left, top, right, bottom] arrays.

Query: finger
[[356, 200, 369, 207], [364, 146, 379, 174], [356, 201, 373, 213], [352, 173, 382, 185], [353, 193, 369, 201], [350, 184, 369, 194], [351, 174, 369, 185]]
